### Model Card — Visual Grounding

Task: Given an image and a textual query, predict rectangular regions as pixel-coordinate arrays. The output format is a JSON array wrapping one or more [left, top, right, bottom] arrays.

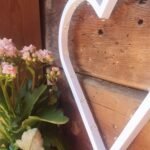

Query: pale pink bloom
[[0, 38, 18, 57], [50, 67, 60, 77], [46, 67, 60, 85], [52, 67, 58, 71], [20, 45, 37, 62], [16, 128, 44, 150], [21, 44, 36, 53], [1, 62, 17, 77], [21, 51, 32, 61], [35, 49, 53, 63]]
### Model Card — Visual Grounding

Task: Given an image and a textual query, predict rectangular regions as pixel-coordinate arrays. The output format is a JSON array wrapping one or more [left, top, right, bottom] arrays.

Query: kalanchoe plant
[[0, 38, 69, 150]]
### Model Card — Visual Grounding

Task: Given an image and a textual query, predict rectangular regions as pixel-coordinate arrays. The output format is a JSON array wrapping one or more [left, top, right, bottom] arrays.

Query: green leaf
[[21, 107, 69, 129], [21, 84, 47, 119], [38, 107, 69, 124], [17, 83, 27, 100], [15, 83, 27, 115]]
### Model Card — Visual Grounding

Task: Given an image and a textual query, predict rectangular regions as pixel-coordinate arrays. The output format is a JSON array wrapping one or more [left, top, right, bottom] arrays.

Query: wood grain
[[69, 0, 150, 90], [43, 0, 150, 149], [0, 0, 41, 48], [79, 75, 148, 149]]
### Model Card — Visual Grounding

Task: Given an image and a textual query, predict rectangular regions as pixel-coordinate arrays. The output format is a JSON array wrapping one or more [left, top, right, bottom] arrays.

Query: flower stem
[[32, 72, 35, 90], [11, 81, 15, 108], [0, 81, 15, 117], [27, 66, 35, 90]]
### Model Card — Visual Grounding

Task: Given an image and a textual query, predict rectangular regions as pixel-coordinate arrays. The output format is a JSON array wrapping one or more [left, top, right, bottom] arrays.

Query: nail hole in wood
[[115, 41, 119, 45], [98, 29, 104, 36], [138, 19, 144, 25], [139, 0, 147, 4]]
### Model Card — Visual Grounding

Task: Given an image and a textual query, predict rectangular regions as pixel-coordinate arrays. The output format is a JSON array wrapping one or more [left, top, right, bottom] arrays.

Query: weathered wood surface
[[0, 0, 41, 48], [80, 75, 148, 149], [43, 0, 150, 149], [61, 74, 149, 150], [41, 0, 67, 61], [69, 0, 150, 90]]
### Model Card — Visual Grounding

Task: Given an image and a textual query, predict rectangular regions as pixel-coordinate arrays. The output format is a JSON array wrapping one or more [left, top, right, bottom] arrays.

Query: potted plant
[[0, 38, 69, 150]]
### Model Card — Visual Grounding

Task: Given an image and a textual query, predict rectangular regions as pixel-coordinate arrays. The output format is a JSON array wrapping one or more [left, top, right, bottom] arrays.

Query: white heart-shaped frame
[[58, 0, 150, 150]]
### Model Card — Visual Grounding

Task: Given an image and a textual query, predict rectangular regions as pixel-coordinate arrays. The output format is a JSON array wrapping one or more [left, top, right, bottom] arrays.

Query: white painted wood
[[111, 92, 150, 150], [58, 0, 118, 149], [87, 0, 118, 19]]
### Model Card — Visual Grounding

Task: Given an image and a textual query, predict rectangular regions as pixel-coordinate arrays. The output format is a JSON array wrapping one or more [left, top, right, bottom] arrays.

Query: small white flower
[[16, 128, 44, 150]]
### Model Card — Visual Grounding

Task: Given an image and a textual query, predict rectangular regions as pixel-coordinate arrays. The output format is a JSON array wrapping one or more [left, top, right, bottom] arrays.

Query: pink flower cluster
[[0, 38, 18, 58], [0, 38, 54, 64], [46, 67, 60, 85], [0, 38, 54, 79], [20, 44, 36, 62], [34, 49, 53, 63], [20, 45, 53, 64], [1, 62, 17, 78], [49, 67, 60, 76]]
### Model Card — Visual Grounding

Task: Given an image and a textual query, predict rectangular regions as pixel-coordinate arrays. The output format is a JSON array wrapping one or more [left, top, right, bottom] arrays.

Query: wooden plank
[[79, 75, 149, 149], [42, 0, 67, 61], [0, 0, 41, 48], [68, 0, 150, 90], [58, 72, 150, 150]]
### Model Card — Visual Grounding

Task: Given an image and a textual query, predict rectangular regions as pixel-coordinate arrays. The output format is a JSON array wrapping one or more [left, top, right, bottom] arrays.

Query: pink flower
[[46, 67, 60, 85], [21, 44, 36, 53], [0, 38, 18, 57], [1, 62, 17, 77], [20, 46, 54, 64], [35, 49, 53, 63], [51, 67, 60, 76], [22, 51, 32, 61], [20, 45, 37, 62]]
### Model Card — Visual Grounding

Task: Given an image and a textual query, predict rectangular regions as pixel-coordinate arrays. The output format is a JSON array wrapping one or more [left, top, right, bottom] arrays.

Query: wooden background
[[43, 0, 150, 150], [0, 0, 150, 149], [0, 0, 41, 49]]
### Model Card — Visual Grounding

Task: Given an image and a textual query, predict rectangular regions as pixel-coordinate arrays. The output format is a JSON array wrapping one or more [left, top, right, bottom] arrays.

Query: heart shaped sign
[[58, 0, 150, 150]]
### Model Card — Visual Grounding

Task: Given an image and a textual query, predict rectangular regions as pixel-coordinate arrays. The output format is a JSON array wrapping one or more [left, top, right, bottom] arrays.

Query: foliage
[[0, 38, 69, 150]]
